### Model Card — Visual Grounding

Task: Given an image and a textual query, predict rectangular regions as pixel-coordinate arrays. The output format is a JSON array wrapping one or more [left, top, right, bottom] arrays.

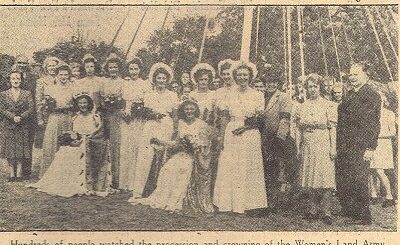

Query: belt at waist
[[302, 126, 329, 133]]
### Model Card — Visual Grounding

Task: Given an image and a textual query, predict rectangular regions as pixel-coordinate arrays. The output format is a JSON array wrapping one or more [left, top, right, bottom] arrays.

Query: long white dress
[[28, 112, 100, 197], [118, 78, 152, 190], [129, 119, 207, 211], [189, 90, 216, 115], [213, 88, 268, 213], [131, 89, 179, 197]]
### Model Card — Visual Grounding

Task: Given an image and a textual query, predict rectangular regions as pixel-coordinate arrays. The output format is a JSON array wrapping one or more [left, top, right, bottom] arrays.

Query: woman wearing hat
[[189, 63, 216, 123], [118, 57, 152, 190], [130, 99, 214, 214], [73, 54, 103, 110], [130, 62, 179, 198], [214, 59, 236, 110], [295, 73, 336, 224], [29, 93, 110, 197], [213, 61, 268, 214], [0, 70, 34, 181], [100, 53, 124, 189], [40, 63, 74, 177], [35, 57, 61, 138]]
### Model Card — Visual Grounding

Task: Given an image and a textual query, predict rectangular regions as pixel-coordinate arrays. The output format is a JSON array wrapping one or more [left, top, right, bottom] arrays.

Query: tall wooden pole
[[283, 7, 288, 86], [327, 7, 343, 83], [255, 6, 261, 60], [161, 7, 171, 30], [297, 6, 305, 78], [198, 17, 210, 63], [106, 10, 130, 58], [318, 7, 329, 76], [375, 7, 398, 61], [287, 6, 293, 98], [124, 7, 149, 60], [241, 6, 254, 62], [366, 7, 395, 82]]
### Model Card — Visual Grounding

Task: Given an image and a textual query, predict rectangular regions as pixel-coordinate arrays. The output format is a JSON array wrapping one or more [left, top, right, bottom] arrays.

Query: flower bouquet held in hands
[[232, 110, 265, 136], [130, 101, 166, 121], [41, 95, 57, 113], [101, 94, 125, 112], [57, 131, 82, 147]]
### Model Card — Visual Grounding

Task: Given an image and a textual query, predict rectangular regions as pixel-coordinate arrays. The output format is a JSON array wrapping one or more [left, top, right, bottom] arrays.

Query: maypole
[[198, 17, 210, 63], [318, 7, 329, 76], [161, 7, 171, 30], [287, 6, 293, 98], [124, 7, 149, 60], [327, 7, 343, 83], [366, 7, 395, 82], [283, 7, 288, 86], [297, 6, 305, 78], [106, 9, 130, 57], [255, 6, 261, 60], [375, 7, 398, 61], [241, 6, 255, 62]]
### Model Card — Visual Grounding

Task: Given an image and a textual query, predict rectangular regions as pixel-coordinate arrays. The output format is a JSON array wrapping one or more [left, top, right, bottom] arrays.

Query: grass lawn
[[0, 159, 396, 232]]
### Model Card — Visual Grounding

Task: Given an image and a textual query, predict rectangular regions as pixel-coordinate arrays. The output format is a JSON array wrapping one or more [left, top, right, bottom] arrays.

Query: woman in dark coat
[[0, 70, 34, 181]]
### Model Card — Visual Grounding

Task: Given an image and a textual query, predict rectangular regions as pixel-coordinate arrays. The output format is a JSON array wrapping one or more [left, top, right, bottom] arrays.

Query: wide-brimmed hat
[[230, 60, 258, 81], [190, 63, 215, 83], [217, 59, 234, 76], [149, 62, 174, 85]]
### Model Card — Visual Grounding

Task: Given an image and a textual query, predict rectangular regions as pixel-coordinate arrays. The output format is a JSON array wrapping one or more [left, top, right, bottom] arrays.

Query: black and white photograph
[[0, 2, 398, 232]]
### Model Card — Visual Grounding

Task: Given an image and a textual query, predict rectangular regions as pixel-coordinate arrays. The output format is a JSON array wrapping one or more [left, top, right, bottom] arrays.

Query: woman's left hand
[[232, 127, 246, 136], [330, 147, 337, 159]]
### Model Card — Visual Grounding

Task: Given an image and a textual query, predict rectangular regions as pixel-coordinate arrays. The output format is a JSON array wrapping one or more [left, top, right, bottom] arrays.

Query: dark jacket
[[0, 89, 34, 130], [337, 83, 381, 153]]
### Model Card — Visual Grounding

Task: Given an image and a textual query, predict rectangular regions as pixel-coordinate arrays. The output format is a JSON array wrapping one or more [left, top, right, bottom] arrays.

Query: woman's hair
[[55, 64, 72, 76], [193, 69, 213, 85], [177, 100, 200, 120], [304, 73, 323, 88], [153, 68, 171, 85], [103, 58, 122, 76], [9, 70, 24, 85], [219, 62, 231, 77], [82, 58, 101, 76], [126, 57, 143, 77], [232, 64, 254, 82], [73, 94, 94, 112]]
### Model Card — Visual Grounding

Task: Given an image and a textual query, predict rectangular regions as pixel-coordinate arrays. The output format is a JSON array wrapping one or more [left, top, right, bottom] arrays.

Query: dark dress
[[336, 83, 381, 221], [0, 89, 34, 159]]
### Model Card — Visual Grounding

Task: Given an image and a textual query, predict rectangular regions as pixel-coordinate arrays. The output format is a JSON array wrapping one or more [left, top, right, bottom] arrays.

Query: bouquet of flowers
[[41, 95, 57, 113], [131, 102, 166, 121], [101, 94, 125, 111], [177, 134, 205, 155], [57, 131, 82, 147], [244, 110, 265, 129]]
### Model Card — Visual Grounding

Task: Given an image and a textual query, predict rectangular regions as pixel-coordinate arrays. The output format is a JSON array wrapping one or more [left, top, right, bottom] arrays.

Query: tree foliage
[[32, 40, 125, 65]]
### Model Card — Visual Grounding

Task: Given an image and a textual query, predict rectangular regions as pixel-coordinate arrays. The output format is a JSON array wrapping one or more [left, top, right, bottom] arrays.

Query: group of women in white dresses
[[26, 54, 269, 216]]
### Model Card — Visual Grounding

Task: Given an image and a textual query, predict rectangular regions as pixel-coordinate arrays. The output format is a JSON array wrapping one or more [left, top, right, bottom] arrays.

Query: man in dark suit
[[13, 55, 37, 179], [336, 63, 381, 225], [260, 72, 294, 208]]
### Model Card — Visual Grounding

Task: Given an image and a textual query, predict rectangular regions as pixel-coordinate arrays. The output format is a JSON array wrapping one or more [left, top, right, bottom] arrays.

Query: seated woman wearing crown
[[129, 99, 214, 215], [28, 93, 111, 197]]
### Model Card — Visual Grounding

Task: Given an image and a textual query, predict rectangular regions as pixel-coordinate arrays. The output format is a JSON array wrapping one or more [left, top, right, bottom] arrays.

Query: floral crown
[[73, 92, 92, 101], [82, 53, 97, 63], [230, 60, 258, 80], [218, 59, 234, 75], [149, 62, 174, 85], [190, 63, 215, 83]]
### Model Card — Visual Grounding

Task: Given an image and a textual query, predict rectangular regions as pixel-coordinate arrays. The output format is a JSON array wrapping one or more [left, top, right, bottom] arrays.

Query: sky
[[0, 6, 225, 61]]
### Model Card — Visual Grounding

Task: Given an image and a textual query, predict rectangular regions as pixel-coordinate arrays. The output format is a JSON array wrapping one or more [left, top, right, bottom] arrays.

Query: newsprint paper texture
[[0, 0, 399, 244]]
